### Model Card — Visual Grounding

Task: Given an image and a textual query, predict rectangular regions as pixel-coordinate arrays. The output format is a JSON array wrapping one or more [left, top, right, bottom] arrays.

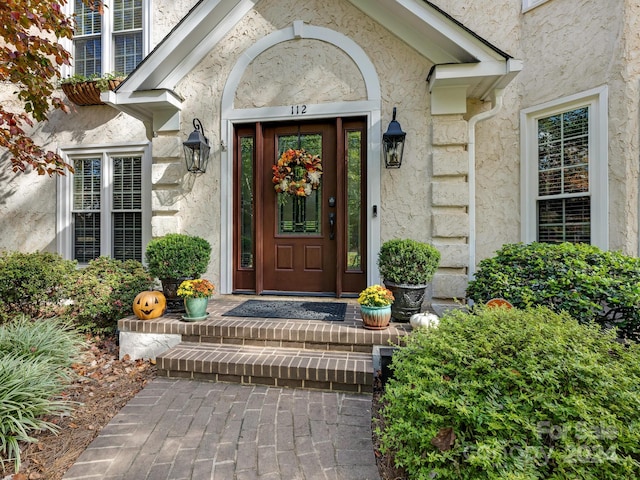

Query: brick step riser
[[156, 343, 374, 394], [157, 368, 372, 394], [181, 334, 374, 353]]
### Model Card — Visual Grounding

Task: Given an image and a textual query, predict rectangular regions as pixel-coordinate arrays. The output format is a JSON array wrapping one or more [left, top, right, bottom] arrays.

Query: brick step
[[156, 342, 374, 393]]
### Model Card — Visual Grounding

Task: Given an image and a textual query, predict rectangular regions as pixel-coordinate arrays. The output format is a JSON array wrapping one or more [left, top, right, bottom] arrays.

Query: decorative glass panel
[[346, 131, 362, 271], [112, 156, 142, 261], [240, 137, 254, 268], [277, 134, 322, 235]]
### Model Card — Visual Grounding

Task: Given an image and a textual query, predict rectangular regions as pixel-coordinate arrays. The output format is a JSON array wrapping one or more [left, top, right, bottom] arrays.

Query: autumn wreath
[[272, 148, 322, 203]]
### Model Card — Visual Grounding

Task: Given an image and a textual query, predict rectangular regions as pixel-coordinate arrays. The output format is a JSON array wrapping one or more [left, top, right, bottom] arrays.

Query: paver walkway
[[62, 378, 381, 480]]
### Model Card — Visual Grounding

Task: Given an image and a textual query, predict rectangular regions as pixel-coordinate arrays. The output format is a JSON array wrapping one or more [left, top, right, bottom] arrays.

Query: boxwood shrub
[[65, 256, 154, 333], [379, 307, 640, 479], [0, 251, 77, 323], [466, 242, 640, 341]]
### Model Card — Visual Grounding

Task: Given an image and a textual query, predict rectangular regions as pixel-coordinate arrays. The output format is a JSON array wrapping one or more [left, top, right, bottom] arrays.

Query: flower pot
[[61, 79, 122, 106], [182, 297, 209, 321], [384, 281, 428, 323], [360, 305, 392, 330], [161, 277, 190, 313]]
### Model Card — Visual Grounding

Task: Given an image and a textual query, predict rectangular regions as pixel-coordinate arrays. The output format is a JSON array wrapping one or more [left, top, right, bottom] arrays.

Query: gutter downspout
[[467, 88, 505, 281]]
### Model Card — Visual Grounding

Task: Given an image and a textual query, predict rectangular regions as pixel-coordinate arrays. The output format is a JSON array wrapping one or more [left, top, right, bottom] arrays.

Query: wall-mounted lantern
[[183, 118, 210, 173], [382, 107, 406, 168]]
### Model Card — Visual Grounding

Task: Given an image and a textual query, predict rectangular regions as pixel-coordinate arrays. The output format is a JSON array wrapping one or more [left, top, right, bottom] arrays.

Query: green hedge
[[466, 242, 640, 341], [0, 251, 77, 322], [379, 307, 640, 479], [65, 257, 154, 333]]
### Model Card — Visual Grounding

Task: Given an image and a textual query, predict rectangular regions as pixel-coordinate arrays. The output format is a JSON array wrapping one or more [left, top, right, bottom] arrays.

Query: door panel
[[232, 118, 367, 296], [262, 122, 337, 293]]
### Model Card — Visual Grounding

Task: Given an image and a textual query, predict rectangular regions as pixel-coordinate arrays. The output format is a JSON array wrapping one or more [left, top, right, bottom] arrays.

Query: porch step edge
[[156, 342, 374, 393]]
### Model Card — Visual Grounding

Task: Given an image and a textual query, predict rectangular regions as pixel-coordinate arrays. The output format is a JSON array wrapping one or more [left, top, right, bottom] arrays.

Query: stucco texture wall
[[0, 0, 195, 255], [174, 0, 436, 286], [519, 0, 640, 255]]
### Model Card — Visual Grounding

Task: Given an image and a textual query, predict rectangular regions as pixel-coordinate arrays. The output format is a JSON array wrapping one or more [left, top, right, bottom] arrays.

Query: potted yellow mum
[[177, 278, 215, 321], [357, 284, 394, 330]]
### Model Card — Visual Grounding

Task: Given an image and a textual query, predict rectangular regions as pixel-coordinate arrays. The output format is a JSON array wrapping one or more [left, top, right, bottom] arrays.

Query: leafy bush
[[0, 251, 77, 323], [145, 233, 211, 279], [379, 307, 640, 479], [65, 257, 154, 333], [467, 242, 640, 341], [378, 239, 440, 285], [0, 317, 83, 472]]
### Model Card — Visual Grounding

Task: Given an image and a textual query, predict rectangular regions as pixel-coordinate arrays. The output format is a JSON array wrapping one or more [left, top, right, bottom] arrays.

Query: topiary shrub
[[145, 233, 211, 280], [379, 306, 640, 479], [467, 242, 640, 341], [65, 257, 154, 333], [378, 239, 441, 285], [0, 251, 77, 323]]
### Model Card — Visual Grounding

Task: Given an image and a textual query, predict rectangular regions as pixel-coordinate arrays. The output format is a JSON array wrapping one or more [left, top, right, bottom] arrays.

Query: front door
[[233, 118, 367, 296]]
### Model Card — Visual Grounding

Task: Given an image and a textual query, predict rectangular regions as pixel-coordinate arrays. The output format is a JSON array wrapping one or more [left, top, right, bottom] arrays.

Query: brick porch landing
[[118, 297, 411, 394]]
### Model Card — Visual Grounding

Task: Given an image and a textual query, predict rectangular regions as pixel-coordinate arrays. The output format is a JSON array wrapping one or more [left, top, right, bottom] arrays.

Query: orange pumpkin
[[133, 291, 167, 320]]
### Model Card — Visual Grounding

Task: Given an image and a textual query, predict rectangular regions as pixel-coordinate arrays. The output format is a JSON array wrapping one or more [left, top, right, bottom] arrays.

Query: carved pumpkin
[[133, 291, 167, 320]]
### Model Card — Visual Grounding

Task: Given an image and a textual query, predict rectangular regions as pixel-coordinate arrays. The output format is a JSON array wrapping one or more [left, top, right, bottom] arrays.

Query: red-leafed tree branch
[[0, 0, 102, 175]]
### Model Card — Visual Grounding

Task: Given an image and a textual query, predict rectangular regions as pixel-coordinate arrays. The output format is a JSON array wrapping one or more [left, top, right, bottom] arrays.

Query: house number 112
[[290, 105, 307, 115]]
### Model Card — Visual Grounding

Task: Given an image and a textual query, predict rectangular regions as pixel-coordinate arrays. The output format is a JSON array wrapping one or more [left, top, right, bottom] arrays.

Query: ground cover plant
[[466, 242, 640, 341], [0, 317, 84, 472], [379, 306, 640, 479]]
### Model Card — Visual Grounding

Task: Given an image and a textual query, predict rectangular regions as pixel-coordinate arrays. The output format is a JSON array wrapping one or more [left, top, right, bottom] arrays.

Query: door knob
[[329, 212, 336, 240]]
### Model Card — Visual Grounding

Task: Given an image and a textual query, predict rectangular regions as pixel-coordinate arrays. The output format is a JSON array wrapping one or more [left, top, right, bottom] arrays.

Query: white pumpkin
[[410, 312, 439, 329]]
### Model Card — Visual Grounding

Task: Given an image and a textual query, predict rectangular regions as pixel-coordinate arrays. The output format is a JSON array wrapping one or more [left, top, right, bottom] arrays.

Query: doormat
[[222, 300, 347, 322]]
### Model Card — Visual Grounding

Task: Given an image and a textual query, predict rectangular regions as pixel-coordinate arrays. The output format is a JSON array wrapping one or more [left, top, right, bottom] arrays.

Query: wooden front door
[[233, 118, 367, 296]]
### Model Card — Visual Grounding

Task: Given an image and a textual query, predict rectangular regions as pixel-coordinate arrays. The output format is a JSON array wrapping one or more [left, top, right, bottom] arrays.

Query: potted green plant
[[145, 233, 211, 312], [60, 72, 125, 106], [357, 284, 394, 330], [177, 278, 215, 321], [377, 239, 440, 322]]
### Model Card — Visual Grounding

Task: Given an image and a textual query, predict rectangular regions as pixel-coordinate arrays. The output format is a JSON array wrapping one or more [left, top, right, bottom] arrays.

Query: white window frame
[[520, 86, 609, 249], [522, 0, 550, 12], [57, 142, 152, 263], [63, 0, 151, 77]]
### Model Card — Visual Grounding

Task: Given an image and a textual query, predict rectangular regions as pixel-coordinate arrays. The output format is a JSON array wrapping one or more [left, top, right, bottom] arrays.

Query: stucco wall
[[173, 0, 436, 285], [518, 0, 639, 255], [0, 0, 197, 255]]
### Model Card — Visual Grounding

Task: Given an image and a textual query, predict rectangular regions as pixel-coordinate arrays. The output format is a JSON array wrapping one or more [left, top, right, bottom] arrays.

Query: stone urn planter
[[377, 239, 441, 322], [145, 234, 212, 314]]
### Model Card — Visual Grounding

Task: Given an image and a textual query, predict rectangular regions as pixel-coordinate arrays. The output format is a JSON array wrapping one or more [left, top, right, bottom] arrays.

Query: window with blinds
[[113, 157, 142, 261], [71, 155, 143, 263], [73, 0, 102, 77], [536, 106, 590, 243], [73, 0, 144, 77], [113, 0, 143, 74]]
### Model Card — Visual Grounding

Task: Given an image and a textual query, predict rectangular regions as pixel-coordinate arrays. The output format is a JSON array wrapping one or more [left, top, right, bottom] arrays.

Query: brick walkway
[[62, 378, 381, 480]]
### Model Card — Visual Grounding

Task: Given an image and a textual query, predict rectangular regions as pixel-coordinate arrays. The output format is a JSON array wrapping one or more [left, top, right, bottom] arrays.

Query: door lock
[[328, 196, 336, 208]]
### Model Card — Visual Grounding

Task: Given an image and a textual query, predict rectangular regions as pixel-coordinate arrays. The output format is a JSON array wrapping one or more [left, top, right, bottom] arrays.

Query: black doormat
[[222, 300, 347, 322]]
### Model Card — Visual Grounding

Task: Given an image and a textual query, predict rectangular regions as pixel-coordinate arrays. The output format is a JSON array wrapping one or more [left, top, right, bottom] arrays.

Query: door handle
[[329, 212, 336, 240]]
